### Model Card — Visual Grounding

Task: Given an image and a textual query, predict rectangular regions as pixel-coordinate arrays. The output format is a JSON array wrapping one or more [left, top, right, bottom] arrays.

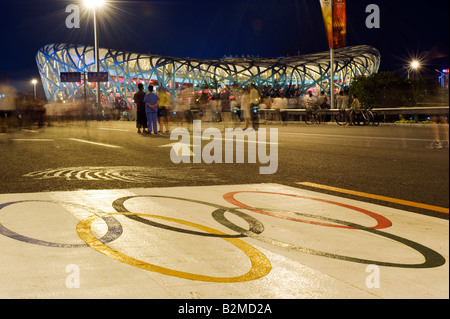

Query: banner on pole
[[319, 0, 346, 49]]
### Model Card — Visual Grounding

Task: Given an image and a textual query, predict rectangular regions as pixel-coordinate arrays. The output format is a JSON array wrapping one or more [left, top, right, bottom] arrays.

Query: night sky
[[0, 0, 448, 94]]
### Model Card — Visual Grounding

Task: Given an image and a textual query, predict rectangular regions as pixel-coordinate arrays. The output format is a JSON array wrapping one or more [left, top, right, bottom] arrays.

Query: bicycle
[[363, 107, 380, 126], [305, 107, 321, 125], [335, 108, 349, 126], [351, 109, 368, 126]]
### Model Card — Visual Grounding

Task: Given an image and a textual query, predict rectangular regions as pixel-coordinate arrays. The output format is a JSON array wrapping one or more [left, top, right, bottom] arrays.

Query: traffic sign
[[60, 72, 81, 83], [88, 72, 109, 82]]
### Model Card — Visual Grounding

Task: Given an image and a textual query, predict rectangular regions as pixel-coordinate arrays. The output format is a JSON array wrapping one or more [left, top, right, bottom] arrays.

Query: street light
[[83, 0, 105, 105], [408, 60, 420, 79], [31, 79, 38, 98]]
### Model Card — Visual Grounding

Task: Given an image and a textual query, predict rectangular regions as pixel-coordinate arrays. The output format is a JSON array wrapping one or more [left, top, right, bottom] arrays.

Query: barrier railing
[[259, 106, 449, 115]]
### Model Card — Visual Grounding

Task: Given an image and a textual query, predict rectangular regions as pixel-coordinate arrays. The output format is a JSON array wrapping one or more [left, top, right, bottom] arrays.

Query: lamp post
[[31, 79, 38, 98], [83, 0, 105, 105]]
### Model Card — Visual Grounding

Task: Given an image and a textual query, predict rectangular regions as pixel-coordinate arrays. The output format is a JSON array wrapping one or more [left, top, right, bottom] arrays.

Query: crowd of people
[[131, 83, 359, 134]]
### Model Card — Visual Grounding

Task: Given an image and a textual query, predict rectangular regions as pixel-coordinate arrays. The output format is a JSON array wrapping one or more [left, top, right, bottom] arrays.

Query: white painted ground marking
[[68, 138, 122, 148], [97, 128, 131, 132]]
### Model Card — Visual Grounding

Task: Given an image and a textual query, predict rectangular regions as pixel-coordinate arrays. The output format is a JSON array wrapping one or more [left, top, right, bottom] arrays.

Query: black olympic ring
[[112, 195, 264, 238], [211, 207, 446, 269], [0, 200, 123, 248]]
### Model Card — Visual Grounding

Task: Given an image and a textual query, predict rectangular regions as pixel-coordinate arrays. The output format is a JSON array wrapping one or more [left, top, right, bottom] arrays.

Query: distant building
[[439, 69, 449, 89], [36, 43, 380, 107]]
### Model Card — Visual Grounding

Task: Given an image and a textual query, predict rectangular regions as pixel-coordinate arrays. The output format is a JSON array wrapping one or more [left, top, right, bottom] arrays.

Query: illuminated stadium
[[36, 43, 380, 107]]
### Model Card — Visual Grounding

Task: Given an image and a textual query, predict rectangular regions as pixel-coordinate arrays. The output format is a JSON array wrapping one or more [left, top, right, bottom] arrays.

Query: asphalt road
[[1, 120, 448, 219]]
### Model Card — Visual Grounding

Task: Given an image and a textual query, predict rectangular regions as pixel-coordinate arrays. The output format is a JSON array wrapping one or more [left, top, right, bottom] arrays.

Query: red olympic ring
[[223, 191, 392, 230]]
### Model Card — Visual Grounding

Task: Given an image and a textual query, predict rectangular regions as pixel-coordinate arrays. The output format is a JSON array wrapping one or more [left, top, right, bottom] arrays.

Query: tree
[[349, 72, 415, 108]]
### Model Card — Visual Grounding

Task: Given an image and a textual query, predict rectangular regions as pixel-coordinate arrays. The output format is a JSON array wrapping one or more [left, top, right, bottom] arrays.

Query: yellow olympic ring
[[76, 213, 272, 283]]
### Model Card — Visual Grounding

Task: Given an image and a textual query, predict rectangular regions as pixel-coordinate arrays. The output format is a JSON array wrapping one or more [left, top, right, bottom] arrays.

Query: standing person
[[219, 87, 232, 129], [305, 91, 315, 110], [134, 83, 147, 134], [427, 114, 449, 149], [272, 94, 282, 122], [157, 87, 170, 133], [144, 85, 159, 135], [342, 91, 349, 109], [336, 91, 345, 110], [36, 97, 46, 128], [318, 91, 328, 122], [348, 94, 360, 126], [249, 84, 260, 130], [240, 86, 251, 129], [0, 77, 17, 133], [281, 93, 288, 126]]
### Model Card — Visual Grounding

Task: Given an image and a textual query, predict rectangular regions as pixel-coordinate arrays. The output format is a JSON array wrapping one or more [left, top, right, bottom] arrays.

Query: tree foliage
[[349, 72, 416, 108]]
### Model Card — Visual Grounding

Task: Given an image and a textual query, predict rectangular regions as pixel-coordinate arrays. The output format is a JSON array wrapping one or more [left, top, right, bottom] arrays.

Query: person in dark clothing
[[134, 83, 147, 133]]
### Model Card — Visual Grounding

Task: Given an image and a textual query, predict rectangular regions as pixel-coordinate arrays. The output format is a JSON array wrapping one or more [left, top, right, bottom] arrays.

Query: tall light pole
[[330, 0, 335, 110], [31, 79, 38, 98], [83, 0, 105, 105]]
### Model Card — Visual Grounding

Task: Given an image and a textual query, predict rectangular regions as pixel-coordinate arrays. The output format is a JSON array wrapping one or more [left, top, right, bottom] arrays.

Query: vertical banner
[[319, 0, 346, 49]]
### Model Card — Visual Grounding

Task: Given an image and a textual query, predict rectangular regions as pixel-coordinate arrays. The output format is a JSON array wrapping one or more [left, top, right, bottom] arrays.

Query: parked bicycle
[[305, 106, 321, 125], [335, 108, 349, 126], [363, 107, 380, 126]]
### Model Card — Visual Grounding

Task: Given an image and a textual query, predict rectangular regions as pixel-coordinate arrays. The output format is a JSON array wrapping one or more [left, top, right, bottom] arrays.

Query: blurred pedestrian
[[305, 92, 316, 110], [318, 91, 328, 122], [281, 93, 288, 126], [249, 84, 260, 130], [134, 83, 147, 134], [240, 86, 251, 129], [427, 114, 449, 149], [220, 87, 232, 129], [336, 91, 345, 110], [272, 94, 282, 122], [0, 77, 17, 133], [158, 87, 170, 133], [36, 97, 46, 128], [144, 85, 159, 134]]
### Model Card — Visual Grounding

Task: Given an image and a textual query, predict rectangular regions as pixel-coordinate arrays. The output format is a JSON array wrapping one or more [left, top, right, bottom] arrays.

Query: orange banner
[[320, 0, 346, 49]]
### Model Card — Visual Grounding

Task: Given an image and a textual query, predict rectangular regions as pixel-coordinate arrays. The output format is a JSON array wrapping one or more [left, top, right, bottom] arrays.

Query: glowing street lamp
[[83, 0, 105, 8], [31, 79, 38, 98], [83, 0, 105, 104], [408, 60, 421, 79]]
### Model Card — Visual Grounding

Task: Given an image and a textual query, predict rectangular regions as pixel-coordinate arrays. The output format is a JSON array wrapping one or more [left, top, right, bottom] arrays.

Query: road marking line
[[285, 132, 430, 142], [68, 138, 122, 148], [97, 128, 131, 132], [296, 182, 449, 214], [12, 139, 54, 141]]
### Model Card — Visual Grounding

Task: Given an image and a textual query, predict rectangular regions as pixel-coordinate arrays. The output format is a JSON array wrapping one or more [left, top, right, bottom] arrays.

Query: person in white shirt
[[272, 94, 282, 122], [240, 86, 251, 129]]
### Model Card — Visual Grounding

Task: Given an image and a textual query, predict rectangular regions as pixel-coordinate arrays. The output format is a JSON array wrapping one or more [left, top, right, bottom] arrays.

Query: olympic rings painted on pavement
[[223, 191, 392, 230], [113, 195, 444, 269], [0, 200, 123, 248], [1, 194, 445, 274], [212, 207, 446, 269], [76, 212, 272, 283], [112, 195, 264, 238]]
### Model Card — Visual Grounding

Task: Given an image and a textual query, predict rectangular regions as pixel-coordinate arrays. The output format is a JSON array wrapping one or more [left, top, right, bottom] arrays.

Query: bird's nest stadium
[[36, 43, 380, 107]]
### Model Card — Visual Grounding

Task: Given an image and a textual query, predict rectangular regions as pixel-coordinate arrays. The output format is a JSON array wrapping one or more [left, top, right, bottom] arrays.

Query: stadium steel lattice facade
[[36, 43, 380, 107]]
